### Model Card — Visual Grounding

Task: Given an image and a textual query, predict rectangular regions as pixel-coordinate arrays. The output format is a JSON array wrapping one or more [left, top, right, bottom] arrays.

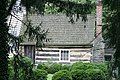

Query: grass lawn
[[47, 74, 53, 80]]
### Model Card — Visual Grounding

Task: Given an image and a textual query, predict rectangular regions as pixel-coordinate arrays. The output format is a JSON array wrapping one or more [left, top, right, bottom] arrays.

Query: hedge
[[86, 69, 106, 80], [71, 69, 89, 80], [36, 62, 109, 80], [33, 69, 48, 80], [52, 70, 72, 80]]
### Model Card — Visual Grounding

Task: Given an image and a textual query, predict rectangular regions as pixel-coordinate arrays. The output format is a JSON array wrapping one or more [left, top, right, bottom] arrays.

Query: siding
[[35, 48, 92, 64]]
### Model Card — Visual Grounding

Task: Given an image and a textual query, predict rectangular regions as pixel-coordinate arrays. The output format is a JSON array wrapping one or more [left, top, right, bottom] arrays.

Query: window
[[104, 54, 112, 61], [60, 50, 69, 61], [24, 45, 35, 63], [24, 46, 33, 58]]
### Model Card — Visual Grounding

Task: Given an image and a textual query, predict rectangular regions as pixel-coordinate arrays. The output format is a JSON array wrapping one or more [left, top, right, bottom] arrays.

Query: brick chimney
[[96, 0, 102, 36]]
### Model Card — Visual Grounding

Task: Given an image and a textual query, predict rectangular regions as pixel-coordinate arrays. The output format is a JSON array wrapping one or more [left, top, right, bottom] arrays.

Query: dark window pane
[[61, 50, 69, 60]]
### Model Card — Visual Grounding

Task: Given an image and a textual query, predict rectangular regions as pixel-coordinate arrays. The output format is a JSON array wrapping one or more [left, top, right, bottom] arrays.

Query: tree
[[103, 0, 120, 79], [0, 0, 16, 79], [0, 0, 95, 79], [21, 20, 48, 48]]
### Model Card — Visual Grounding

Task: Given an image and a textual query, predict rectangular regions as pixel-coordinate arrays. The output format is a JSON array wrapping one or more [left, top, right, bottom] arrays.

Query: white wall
[[35, 48, 92, 64]]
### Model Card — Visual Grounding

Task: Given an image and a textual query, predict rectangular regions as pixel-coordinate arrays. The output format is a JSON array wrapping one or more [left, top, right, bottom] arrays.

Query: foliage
[[21, 0, 95, 14], [70, 62, 108, 80], [61, 64, 71, 71], [21, 0, 95, 23], [33, 69, 48, 80], [8, 62, 14, 80], [103, 0, 120, 79], [37, 62, 109, 80], [47, 63, 62, 74], [70, 62, 95, 70], [21, 20, 48, 47], [37, 63, 71, 74], [71, 69, 88, 80], [86, 69, 106, 80], [52, 70, 72, 80], [8, 55, 34, 80], [45, 3, 60, 14], [71, 62, 107, 71], [45, 0, 96, 14], [37, 63, 49, 71], [94, 63, 108, 74]]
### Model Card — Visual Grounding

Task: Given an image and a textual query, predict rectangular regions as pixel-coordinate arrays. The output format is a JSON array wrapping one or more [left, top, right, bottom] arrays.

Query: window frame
[[59, 49, 70, 62]]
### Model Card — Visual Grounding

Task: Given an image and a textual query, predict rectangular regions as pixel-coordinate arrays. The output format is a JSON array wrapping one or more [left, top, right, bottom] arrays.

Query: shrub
[[8, 63, 14, 80], [86, 69, 106, 80], [71, 62, 97, 70], [70, 62, 108, 80], [91, 63, 108, 79], [37, 63, 48, 71], [47, 63, 62, 74], [94, 63, 108, 73], [61, 64, 71, 71], [71, 69, 89, 80], [52, 70, 72, 80], [37, 63, 62, 74], [71, 62, 108, 72], [71, 62, 86, 70], [8, 56, 34, 80], [33, 69, 48, 80]]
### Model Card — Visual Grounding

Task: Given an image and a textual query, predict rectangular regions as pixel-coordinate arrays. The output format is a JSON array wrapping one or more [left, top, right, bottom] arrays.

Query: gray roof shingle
[[21, 14, 95, 46]]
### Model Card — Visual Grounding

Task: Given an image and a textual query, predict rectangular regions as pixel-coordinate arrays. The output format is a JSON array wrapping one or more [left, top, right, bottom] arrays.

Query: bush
[[37, 63, 48, 71], [70, 62, 108, 80], [61, 65, 71, 71], [8, 63, 14, 80], [36, 62, 108, 80], [8, 56, 34, 80], [33, 69, 48, 80], [52, 70, 72, 80], [71, 62, 108, 72], [94, 63, 108, 73], [37, 63, 62, 74], [71, 69, 89, 80], [71, 62, 97, 70], [86, 69, 106, 80], [47, 63, 62, 74], [71, 68, 106, 80]]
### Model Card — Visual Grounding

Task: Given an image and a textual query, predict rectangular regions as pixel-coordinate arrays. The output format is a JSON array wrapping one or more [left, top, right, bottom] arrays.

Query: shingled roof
[[21, 14, 95, 47]]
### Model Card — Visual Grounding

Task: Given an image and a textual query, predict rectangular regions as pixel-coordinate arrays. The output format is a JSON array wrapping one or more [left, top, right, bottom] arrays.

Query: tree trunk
[[0, 0, 9, 80]]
